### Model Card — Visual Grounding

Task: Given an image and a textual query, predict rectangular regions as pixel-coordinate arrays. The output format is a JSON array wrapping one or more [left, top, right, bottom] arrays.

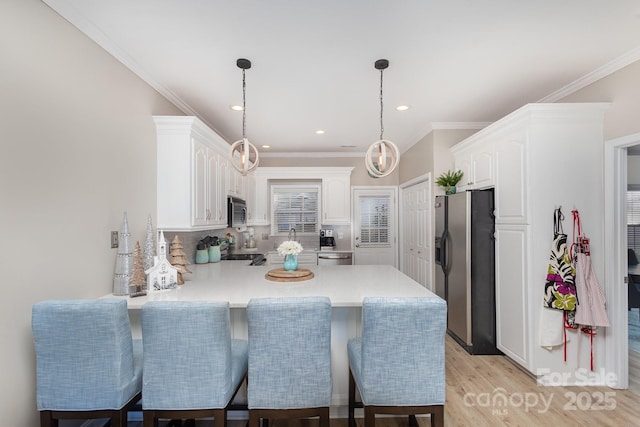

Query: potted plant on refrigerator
[[436, 169, 464, 195]]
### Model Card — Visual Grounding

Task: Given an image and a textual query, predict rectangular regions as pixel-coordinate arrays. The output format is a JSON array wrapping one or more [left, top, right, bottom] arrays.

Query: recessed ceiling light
[[340, 145, 356, 148], [315, 129, 325, 135], [230, 105, 244, 111], [261, 145, 271, 149], [396, 105, 410, 111]]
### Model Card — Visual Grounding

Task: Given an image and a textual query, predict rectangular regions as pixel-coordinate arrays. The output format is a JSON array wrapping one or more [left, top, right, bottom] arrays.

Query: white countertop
[[107, 263, 437, 309]]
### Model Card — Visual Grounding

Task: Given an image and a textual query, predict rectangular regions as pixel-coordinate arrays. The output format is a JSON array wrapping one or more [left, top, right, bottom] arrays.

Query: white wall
[[0, 1, 183, 425]]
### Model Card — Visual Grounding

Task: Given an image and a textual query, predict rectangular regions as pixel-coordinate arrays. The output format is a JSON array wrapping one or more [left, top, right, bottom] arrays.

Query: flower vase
[[283, 254, 298, 271], [446, 186, 457, 195]]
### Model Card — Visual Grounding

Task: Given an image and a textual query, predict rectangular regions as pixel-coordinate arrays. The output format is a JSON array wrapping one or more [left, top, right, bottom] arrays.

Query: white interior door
[[352, 187, 397, 266], [400, 179, 431, 289]]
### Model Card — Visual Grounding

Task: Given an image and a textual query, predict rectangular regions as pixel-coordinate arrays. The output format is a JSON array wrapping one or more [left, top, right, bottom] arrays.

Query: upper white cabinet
[[322, 173, 351, 224], [452, 140, 494, 190], [494, 133, 527, 224], [450, 103, 609, 375], [228, 167, 246, 199], [248, 172, 269, 226], [192, 138, 224, 226], [249, 167, 354, 226], [155, 116, 231, 231]]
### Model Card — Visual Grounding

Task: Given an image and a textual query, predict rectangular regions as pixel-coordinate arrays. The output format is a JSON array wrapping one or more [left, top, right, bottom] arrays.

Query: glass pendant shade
[[230, 137, 259, 174], [365, 139, 400, 177]]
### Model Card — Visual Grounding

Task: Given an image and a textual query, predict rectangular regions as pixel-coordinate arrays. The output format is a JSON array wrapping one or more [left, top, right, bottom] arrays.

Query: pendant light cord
[[242, 68, 247, 139], [379, 68, 384, 141]]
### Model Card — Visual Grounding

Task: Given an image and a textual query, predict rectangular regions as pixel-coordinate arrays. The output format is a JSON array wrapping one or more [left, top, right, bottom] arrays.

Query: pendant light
[[230, 58, 259, 175], [365, 59, 400, 178]]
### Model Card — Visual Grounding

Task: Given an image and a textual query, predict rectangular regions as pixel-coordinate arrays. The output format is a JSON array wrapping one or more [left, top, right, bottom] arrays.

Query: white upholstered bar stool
[[141, 301, 248, 427], [246, 296, 332, 427], [348, 297, 447, 427]]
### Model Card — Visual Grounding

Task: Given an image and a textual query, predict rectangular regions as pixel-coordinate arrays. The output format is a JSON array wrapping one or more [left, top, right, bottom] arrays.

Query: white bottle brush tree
[[143, 214, 156, 271]]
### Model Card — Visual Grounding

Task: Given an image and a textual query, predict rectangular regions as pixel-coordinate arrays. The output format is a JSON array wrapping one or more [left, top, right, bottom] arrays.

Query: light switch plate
[[111, 231, 119, 248]]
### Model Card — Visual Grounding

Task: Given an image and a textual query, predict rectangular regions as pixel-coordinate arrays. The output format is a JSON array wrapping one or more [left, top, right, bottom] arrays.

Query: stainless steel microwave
[[228, 196, 247, 228]]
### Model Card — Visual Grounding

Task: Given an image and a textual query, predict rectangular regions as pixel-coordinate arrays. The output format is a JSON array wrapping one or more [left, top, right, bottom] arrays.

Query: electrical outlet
[[338, 232, 344, 239], [111, 231, 119, 248]]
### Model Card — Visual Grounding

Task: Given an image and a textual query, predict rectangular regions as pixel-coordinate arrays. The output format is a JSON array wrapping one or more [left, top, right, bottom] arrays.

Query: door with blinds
[[353, 188, 397, 266]]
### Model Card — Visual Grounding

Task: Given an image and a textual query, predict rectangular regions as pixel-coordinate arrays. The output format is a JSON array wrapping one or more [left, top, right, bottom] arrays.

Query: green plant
[[436, 169, 464, 192]]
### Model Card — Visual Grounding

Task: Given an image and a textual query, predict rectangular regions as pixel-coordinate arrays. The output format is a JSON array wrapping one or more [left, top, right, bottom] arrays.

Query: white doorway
[[399, 174, 432, 289], [604, 132, 640, 390], [352, 187, 398, 266]]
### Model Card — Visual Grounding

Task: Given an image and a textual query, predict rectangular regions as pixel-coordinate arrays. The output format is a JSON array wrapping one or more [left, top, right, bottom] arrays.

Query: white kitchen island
[[106, 263, 440, 416]]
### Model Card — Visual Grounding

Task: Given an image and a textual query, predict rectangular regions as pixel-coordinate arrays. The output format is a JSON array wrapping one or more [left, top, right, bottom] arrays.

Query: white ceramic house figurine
[[145, 230, 178, 291]]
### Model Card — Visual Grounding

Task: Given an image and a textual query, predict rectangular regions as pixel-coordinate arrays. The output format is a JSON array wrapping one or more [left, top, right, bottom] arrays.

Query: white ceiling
[[44, 0, 640, 155]]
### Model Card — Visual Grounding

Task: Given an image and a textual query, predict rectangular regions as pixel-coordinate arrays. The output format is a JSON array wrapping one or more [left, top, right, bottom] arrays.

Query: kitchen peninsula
[[106, 263, 440, 414], [112, 263, 435, 308]]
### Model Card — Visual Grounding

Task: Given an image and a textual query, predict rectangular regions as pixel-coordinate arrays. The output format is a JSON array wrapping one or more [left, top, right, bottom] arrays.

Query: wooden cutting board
[[265, 268, 314, 282]]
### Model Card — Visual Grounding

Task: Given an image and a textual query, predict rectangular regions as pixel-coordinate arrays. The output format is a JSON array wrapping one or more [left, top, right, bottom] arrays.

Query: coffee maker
[[319, 229, 335, 250]]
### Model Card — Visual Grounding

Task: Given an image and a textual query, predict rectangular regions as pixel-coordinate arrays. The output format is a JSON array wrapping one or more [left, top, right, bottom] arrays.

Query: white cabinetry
[[244, 173, 256, 223], [155, 116, 230, 231], [450, 103, 609, 375], [247, 171, 269, 226], [192, 139, 225, 226], [322, 174, 351, 224], [452, 141, 494, 190], [494, 224, 529, 367], [228, 167, 245, 199], [249, 167, 354, 227], [494, 135, 527, 224]]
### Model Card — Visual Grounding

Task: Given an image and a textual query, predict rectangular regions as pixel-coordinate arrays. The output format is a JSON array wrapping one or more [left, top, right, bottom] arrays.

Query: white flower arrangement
[[277, 240, 304, 256]]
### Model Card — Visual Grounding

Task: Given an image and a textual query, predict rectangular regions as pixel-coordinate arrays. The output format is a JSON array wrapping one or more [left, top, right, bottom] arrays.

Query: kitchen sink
[[221, 253, 266, 265], [222, 253, 262, 260]]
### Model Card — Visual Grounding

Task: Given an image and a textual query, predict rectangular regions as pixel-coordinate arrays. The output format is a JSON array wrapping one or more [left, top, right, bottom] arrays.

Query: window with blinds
[[359, 195, 390, 246], [628, 190, 640, 254], [271, 185, 320, 235]]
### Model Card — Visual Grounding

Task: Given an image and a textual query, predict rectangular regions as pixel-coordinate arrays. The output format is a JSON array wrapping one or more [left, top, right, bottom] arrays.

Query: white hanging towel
[[540, 307, 566, 349]]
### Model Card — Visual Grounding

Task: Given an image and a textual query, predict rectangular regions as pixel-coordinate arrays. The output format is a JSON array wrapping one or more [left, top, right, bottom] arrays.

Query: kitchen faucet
[[288, 227, 297, 242]]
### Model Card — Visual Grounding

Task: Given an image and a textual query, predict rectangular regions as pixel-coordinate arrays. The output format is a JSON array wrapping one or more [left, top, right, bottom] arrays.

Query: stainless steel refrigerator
[[434, 189, 501, 355]]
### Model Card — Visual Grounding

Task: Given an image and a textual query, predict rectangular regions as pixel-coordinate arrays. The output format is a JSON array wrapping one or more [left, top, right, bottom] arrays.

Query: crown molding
[[260, 151, 365, 158], [430, 122, 492, 130], [539, 45, 640, 102]]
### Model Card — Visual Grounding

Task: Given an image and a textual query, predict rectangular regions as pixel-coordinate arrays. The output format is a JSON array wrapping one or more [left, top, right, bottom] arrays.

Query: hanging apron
[[540, 208, 577, 349], [542, 208, 577, 312], [571, 210, 610, 370], [571, 210, 609, 328]]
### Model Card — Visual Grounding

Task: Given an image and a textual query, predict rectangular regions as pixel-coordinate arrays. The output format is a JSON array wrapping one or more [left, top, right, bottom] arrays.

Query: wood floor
[[130, 335, 640, 427]]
